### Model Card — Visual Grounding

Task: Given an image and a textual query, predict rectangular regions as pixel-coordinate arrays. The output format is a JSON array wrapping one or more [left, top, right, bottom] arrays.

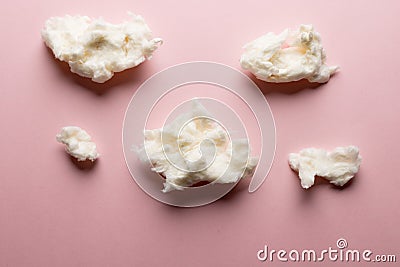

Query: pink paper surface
[[1, 0, 399, 266]]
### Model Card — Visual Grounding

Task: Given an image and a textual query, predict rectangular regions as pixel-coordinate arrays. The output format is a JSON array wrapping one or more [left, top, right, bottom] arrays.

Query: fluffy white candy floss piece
[[288, 146, 361, 189], [137, 100, 258, 193], [56, 126, 99, 161], [240, 24, 338, 83], [42, 13, 162, 83]]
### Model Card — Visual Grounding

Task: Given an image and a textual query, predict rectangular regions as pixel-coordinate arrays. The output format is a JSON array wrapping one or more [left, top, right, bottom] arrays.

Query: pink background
[[1, 0, 399, 266]]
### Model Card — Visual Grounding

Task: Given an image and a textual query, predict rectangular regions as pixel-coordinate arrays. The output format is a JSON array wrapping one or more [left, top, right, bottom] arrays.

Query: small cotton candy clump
[[289, 146, 361, 189], [240, 24, 338, 83], [42, 13, 162, 83], [56, 126, 99, 162]]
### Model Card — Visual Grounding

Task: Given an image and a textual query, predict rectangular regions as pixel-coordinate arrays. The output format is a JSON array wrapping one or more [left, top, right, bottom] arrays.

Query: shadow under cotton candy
[[68, 155, 98, 171], [244, 70, 334, 95]]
